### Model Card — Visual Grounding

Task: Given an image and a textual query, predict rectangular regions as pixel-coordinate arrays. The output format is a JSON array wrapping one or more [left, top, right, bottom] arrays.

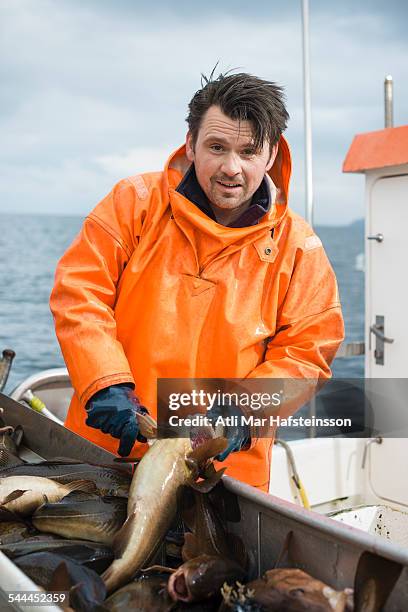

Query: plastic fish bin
[[330, 504, 408, 547]]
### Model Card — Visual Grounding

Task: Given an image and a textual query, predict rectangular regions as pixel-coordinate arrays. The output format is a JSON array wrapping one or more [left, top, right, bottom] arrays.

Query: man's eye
[[242, 149, 256, 156], [210, 144, 223, 152]]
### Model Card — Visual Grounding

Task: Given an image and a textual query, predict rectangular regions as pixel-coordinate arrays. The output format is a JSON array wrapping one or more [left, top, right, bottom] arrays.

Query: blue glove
[[208, 402, 250, 462], [86, 384, 149, 456]]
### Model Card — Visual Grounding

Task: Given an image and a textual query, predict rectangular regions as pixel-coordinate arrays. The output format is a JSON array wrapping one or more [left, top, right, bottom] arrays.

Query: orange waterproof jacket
[[50, 138, 344, 491]]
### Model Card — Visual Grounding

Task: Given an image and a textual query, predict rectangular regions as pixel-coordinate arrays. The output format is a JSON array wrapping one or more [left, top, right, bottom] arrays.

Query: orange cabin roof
[[343, 124, 408, 173]]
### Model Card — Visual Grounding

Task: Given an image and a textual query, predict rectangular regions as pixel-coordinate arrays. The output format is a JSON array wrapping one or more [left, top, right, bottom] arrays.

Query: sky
[[1, 0, 407, 225]]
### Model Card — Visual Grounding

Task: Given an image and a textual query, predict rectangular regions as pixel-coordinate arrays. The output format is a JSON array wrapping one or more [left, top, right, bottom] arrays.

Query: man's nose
[[221, 153, 241, 176]]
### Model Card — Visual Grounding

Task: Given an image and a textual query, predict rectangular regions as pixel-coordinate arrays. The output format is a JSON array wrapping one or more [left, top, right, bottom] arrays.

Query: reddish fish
[[168, 554, 246, 603]]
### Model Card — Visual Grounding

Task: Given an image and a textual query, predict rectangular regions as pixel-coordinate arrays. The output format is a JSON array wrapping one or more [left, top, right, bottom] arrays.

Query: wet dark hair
[[187, 69, 289, 152]]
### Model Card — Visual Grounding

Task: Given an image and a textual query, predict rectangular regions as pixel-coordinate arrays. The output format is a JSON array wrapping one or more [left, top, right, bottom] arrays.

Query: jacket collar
[[165, 135, 292, 230]]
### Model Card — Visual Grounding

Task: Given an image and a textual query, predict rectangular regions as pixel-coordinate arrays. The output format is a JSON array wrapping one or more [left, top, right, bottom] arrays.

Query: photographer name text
[[168, 414, 352, 428]]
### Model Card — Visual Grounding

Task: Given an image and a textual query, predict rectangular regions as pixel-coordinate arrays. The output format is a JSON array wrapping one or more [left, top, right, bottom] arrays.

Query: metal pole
[[301, 0, 314, 228], [384, 75, 393, 128], [301, 0, 316, 437]]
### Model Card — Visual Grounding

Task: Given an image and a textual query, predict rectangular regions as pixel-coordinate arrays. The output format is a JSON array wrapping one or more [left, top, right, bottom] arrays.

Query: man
[[50, 72, 344, 491]]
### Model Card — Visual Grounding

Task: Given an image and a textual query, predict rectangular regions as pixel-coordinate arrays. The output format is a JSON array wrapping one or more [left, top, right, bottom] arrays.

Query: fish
[[220, 568, 350, 612], [102, 436, 227, 593], [0, 534, 62, 555], [51, 542, 113, 574], [0, 504, 27, 521], [0, 459, 131, 497], [104, 574, 173, 612], [181, 485, 245, 564], [0, 536, 113, 571], [32, 491, 127, 546], [14, 552, 106, 611], [0, 424, 24, 469], [167, 554, 246, 603], [0, 475, 96, 515], [0, 520, 32, 544], [354, 551, 402, 612]]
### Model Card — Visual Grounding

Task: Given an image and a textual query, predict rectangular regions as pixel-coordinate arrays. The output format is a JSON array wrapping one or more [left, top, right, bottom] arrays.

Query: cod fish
[[102, 436, 227, 593], [0, 475, 95, 515], [104, 574, 173, 612], [181, 486, 245, 564], [15, 552, 106, 612], [0, 534, 62, 555], [0, 424, 24, 469], [33, 491, 127, 546], [0, 459, 131, 497], [221, 568, 350, 612], [1, 536, 113, 571], [167, 554, 246, 603]]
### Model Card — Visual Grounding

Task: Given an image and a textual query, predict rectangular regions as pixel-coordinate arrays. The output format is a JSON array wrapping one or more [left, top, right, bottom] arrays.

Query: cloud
[[94, 147, 172, 180], [0, 1, 407, 223]]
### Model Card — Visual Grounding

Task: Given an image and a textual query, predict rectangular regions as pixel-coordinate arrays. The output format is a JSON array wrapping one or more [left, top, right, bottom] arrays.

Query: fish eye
[[290, 588, 305, 596]]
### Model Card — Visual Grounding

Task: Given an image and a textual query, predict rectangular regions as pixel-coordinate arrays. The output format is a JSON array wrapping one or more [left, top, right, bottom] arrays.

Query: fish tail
[[136, 412, 157, 439], [65, 479, 97, 495]]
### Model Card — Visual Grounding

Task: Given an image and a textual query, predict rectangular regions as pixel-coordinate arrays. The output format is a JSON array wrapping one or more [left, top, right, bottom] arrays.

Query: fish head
[[262, 569, 348, 611], [185, 436, 227, 484], [168, 558, 202, 603], [168, 555, 245, 603], [105, 575, 172, 610]]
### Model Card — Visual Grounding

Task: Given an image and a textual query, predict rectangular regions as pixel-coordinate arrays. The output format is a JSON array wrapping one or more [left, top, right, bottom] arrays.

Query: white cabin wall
[[365, 163, 408, 378]]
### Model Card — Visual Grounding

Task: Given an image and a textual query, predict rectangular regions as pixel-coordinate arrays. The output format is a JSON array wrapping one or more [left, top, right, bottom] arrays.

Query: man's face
[[186, 105, 278, 213]]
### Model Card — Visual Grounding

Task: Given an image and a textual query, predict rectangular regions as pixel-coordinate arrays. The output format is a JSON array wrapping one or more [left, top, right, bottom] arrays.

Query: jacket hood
[[165, 134, 292, 229]]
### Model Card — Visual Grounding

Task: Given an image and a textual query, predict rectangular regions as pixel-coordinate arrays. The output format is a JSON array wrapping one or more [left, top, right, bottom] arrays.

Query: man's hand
[[86, 384, 149, 456], [208, 402, 250, 461]]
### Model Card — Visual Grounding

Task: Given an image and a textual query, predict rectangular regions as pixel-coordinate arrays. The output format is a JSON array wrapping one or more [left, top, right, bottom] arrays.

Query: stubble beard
[[208, 180, 250, 211]]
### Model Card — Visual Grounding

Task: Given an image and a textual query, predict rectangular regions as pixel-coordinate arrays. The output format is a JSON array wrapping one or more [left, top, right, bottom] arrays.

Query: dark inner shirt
[[176, 164, 270, 228]]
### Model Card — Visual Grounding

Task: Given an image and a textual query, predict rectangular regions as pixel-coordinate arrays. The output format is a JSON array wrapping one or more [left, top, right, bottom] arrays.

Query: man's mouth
[[216, 180, 242, 190]]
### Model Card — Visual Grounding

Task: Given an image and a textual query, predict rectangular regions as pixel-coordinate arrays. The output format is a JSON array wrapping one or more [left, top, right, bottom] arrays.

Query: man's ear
[[266, 143, 279, 171], [186, 132, 195, 162]]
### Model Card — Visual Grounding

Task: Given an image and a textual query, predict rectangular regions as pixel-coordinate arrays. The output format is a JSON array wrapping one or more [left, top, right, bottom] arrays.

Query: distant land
[[0, 210, 364, 229]]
